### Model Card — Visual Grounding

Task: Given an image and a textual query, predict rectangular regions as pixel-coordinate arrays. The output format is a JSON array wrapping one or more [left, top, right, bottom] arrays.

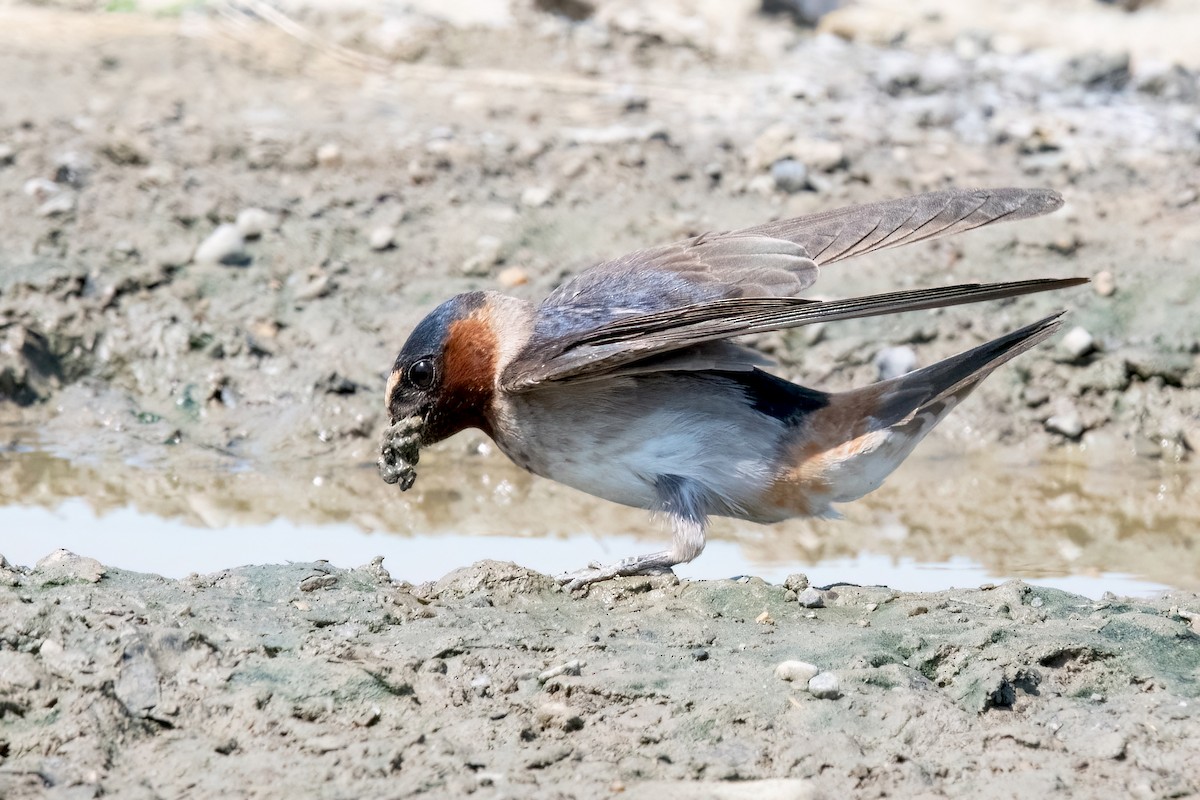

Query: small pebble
[[521, 185, 554, 208], [235, 207, 276, 239], [1030, 596, 1045, 608], [755, 610, 774, 625], [194, 224, 247, 266], [807, 672, 840, 699], [1045, 412, 1084, 440], [1060, 326, 1096, 361], [774, 661, 820, 683], [316, 142, 343, 167], [369, 225, 397, 251], [908, 605, 929, 617], [797, 587, 825, 608], [295, 272, 333, 302], [865, 602, 878, 612], [1093, 270, 1116, 297], [538, 659, 583, 683], [0, 142, 15, 165], [497, 266, 529, 288], [858, 619, 870, 628], [36, 191, 76, 217], [770, 158, 809, 193], [783, 573, 810, 592], [874, 345, 918, 380], [23, 177, 58, 202]]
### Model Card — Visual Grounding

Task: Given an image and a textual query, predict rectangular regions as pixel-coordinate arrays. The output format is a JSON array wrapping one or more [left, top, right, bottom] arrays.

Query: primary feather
[[502, 188, 1072, 392]]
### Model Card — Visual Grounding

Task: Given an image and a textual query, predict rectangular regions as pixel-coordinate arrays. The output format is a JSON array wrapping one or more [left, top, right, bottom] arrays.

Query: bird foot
[[557, 557, 676, 593]]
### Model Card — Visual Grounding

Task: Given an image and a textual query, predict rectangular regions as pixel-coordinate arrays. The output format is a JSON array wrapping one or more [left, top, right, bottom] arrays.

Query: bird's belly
[[493, 379, 785, 514]]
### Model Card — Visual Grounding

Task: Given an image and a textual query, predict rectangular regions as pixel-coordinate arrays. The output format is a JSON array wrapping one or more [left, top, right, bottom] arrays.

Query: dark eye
[[408, 359, 435, 390]]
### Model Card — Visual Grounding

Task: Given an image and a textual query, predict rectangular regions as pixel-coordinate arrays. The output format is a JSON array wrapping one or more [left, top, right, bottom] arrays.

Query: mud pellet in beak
[[379, 415, 424, 491]]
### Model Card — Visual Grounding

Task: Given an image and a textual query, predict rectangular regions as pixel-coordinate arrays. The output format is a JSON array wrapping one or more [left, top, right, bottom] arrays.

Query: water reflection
[[0, 434, 1196, 594]]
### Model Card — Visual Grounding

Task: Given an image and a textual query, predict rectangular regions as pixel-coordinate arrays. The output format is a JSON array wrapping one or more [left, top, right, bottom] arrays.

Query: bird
[[379, 187, 1085, 591]]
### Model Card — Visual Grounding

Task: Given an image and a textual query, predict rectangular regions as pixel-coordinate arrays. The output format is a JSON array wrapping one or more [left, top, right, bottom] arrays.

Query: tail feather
[[872, 312, 1065, 429], [762, 312, 1066, 514]]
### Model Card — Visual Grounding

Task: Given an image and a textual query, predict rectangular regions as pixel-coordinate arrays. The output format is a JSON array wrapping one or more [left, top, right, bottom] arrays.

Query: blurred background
[[1, 0, 1197, 594]]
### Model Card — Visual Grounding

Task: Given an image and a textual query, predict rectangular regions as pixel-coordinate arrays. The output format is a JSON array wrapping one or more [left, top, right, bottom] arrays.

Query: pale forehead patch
[[384, 369, 402, 409]]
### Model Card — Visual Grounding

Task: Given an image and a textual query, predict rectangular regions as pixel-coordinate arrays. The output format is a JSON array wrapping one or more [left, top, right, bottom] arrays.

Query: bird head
[[384, 291, 498, 448]]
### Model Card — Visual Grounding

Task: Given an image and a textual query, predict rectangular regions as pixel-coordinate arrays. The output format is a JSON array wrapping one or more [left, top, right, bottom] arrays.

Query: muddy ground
[[1, 0, 1200, 796], [2, 554, 1199, 799]]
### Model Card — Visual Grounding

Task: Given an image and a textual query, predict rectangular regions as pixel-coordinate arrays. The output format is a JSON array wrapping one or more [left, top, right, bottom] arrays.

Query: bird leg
[[559, 510, 708, 593]]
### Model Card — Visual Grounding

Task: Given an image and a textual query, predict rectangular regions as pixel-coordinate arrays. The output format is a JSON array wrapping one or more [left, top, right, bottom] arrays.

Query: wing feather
[[505, 188, 1073, 391], [741, 186, 1062, 265], [502, 278, 1086, 391]]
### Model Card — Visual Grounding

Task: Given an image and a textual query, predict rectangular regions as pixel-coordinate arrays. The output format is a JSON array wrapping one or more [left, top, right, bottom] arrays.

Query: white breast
[[492, 374, 785, 515]]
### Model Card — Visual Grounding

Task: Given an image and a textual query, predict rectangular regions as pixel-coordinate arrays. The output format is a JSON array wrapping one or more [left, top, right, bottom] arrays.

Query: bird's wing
[[502, 278, 1086, 391], [737, 185, 1062, 266], [503, 188, 1070, 391]]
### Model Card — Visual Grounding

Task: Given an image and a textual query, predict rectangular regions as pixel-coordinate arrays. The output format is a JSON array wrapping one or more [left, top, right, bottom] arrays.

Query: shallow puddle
[[0, 436, 1195, 598]]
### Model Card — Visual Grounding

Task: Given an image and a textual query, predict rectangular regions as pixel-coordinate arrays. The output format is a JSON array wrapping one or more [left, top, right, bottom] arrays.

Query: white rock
[[808, 672, 841, 699], [874, 345, 918, 380], [538, 659, 584, 683], [194, 224, 246, 266], [23, 177, 58, 202], [1060, 326, 1095, 360], [1093, 270, 1116, 297], [36, 191, 76, 217], [369, 225, 397, 251], [1045, 412, 1084, 440], [521, 185, 554, 208], [316, 142, 342, 167], [235, 207, 276, 239], [774, 660, 820, 683]]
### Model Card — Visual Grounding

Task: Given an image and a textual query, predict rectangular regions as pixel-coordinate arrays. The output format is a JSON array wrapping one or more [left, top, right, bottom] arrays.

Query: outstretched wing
[[504, 188, 1070, 391], [503, 278, 1086, 390]]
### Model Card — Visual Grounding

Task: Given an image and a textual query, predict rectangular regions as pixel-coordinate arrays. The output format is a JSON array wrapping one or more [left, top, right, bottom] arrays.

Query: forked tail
[[760, 313, 1065, 518]]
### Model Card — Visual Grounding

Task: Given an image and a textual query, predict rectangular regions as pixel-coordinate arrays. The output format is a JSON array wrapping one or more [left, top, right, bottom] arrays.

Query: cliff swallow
[[381, 188, 1084, 590]]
